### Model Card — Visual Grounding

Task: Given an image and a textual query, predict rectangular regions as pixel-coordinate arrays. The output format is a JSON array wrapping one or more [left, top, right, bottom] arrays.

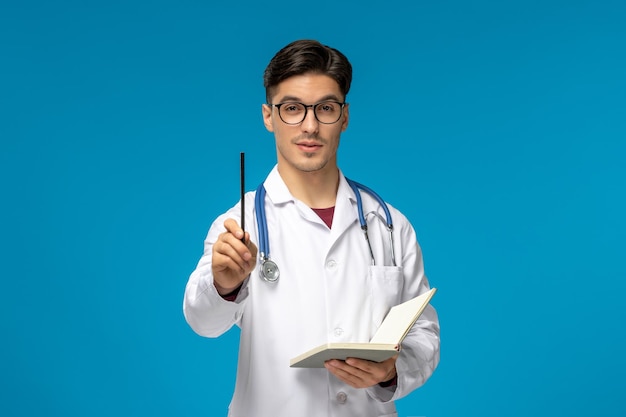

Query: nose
[[300, 105, 319, 134]]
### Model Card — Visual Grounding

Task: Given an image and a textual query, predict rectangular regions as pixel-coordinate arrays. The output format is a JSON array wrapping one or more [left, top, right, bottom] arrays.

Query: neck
[[277, 164, 339, 209]]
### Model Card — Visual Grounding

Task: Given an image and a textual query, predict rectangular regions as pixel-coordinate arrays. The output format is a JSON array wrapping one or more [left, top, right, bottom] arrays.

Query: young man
[[183, 39, 440, 417]]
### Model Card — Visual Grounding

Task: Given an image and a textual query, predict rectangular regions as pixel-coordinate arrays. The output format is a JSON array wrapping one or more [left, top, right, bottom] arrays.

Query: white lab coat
[[183, 166, 440, 417]]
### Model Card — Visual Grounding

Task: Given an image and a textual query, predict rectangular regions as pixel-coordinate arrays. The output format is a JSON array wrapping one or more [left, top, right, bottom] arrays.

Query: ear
[[262, 104, 274, 133], [341, 103, 350, 132]]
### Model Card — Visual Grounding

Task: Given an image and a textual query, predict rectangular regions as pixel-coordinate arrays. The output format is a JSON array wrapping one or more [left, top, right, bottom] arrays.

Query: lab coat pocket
[[369, 265, 403, 330]]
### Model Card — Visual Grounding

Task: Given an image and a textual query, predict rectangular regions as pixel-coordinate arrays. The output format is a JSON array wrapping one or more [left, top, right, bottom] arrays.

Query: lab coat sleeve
[[183, 208, 250, 338], [367, 216, 440, 403]]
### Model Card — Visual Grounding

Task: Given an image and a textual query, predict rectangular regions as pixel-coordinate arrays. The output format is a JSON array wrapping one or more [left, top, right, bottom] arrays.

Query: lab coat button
[[326, 260, 337, 269], [334, 327, 343, 336], [336, 391, 348, 404]]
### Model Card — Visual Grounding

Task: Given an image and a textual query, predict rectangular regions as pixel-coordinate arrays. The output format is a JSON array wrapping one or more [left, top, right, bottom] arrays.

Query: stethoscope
[[254, 179, 396, 283]]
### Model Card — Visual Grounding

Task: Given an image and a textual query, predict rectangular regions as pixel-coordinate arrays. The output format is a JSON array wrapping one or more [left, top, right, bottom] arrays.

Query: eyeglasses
[[270, 101, 346, 125]]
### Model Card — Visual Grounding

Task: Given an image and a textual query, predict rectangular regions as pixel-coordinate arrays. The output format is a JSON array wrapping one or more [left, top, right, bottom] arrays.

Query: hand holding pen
[[211, 152, 258, 295]]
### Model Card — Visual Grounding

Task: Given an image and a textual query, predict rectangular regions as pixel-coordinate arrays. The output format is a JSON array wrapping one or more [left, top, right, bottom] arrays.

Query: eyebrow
[[276, 94, 343, 103]]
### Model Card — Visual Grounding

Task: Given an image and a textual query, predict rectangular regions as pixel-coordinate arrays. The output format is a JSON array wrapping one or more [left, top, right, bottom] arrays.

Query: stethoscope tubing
[[346, 178, 396, 267], [254, 178, 396, 282], [254, 184, 269, 262], [345, 178, 393, 231]]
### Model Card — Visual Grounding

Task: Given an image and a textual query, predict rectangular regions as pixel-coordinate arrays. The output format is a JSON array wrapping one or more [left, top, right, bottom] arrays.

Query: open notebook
[[289, 288, 437, 368]]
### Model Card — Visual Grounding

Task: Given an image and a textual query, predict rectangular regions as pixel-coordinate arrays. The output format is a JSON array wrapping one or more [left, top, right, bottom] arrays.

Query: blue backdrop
[[1, 1, 625, 416]]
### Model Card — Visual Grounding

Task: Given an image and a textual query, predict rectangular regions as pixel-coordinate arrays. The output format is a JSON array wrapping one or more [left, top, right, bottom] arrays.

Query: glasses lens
[[278, 102, 306, 124], [314, 101, 342, 124]]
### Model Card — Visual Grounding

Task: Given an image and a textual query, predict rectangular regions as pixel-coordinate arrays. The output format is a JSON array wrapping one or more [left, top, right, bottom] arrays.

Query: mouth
[[296, 140, 323, 153]]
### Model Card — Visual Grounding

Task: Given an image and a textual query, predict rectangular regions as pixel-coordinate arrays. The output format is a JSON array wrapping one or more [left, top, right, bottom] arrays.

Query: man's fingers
[[214, 235, 246, 269], [213, 255, 245, 275], [211, 219, 259, 294], [325, 357, 397, 389], [245, 232, 258, 258], [224, 218, 245, 241], [347, 356, 397, 383], [325, 361, 371, 388]]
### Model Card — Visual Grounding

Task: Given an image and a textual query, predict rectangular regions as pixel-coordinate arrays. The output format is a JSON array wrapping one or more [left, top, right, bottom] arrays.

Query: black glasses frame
[[270, 101, 346, 125]]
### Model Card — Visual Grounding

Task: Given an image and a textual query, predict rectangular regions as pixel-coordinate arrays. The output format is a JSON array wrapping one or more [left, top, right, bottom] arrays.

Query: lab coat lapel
[[263, 166, 358, 235], [329, 174, 358, 242]]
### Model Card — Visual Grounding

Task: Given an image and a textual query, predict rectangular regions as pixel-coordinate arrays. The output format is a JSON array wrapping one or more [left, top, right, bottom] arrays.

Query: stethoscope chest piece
[[260, 259, 280, 283]]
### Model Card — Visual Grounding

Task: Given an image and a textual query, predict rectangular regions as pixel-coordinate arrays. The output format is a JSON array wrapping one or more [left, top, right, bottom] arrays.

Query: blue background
[[1, 1, 625, 416]]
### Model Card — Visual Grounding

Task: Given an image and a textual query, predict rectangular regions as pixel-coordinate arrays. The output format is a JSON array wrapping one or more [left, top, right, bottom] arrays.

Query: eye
[[282, 103, 304, 113], [317, 102, 337, 113]]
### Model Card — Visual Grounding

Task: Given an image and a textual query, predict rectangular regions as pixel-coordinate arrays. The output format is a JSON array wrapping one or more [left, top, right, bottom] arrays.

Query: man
[[183, 39, 440, 417]]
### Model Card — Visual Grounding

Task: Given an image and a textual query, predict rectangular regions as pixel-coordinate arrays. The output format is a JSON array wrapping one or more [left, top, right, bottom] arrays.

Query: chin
[[284, 156, 324, 172]]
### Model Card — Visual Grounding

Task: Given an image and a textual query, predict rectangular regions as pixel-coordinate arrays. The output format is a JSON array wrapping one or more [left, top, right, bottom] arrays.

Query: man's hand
[[212, 218, 258, 295], [324, 355, 397, 389]]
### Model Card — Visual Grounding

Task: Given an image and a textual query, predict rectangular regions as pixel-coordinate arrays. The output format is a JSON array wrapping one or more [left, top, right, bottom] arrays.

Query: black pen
[[240, 152, 245, 243]]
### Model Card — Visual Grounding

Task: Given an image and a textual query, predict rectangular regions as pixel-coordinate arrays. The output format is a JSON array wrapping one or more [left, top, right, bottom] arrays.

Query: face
[[262, 73, 349, 176]]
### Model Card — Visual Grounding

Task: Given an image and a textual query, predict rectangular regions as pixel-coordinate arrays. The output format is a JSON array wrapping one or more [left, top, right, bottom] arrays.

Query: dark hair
[[263, 39, 352, 103]]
